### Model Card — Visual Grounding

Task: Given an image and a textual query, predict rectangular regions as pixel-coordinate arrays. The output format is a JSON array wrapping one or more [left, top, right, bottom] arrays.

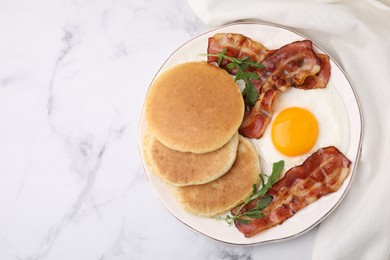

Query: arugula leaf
[[235, 218, 251, 225], [245, 72, 260, 80], [242, 84, 258, 107], [269, 160, 285, 185], [244, 210, 264, 219], [202, 51, 265, 106], [217, 49, 227, 65], [248, 60, 265, 69], [255, 196, 273, 210], [249, 160, 284, 201]]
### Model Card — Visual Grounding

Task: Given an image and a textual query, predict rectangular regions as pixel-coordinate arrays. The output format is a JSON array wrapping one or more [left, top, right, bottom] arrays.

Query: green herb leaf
[[255, 196, 273, 210], [269, 160, 284, 185], [217, 49, 226, 65], [244, 210, 264, 219], [248, 60, 265, 69], [235, 68, 246, 82], [259, 174, 266, 187], [226, 62, 236, 70], [250, 160, 284, 201], [244, 72, 260, 80], [201, 51, 263, 106], [236, 218, 251, 225], [244, 83, 258, 106]]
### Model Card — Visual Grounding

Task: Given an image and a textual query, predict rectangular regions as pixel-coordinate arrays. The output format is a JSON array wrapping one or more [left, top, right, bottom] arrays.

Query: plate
[[138, 22, 363, 245]]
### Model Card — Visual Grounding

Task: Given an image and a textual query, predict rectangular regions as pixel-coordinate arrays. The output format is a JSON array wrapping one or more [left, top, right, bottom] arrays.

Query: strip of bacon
[[207, 33, 331, 89], [231, 146, 351, 237], [207, 34, 332, 139], [239, 40, 321, 138], [256, 40, 321, 90], [207, 33, 271, 74], [239, 88, 279, 138], [296, 53, 331, 89]]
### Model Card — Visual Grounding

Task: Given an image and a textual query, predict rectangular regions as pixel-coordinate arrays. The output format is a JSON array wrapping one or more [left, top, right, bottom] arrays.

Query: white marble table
[[0, 0, 317, 259]]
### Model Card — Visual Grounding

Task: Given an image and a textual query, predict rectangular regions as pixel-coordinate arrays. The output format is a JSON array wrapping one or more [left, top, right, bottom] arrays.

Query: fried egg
[[252, 83, 350, 175]]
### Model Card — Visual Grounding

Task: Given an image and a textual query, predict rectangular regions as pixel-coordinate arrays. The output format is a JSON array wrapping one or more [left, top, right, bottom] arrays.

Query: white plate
[[138, 22, 363, 245]]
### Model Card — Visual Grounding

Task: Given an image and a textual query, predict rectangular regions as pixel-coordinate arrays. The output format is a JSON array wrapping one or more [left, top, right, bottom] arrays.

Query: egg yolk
[[271, 107, 319, 156]]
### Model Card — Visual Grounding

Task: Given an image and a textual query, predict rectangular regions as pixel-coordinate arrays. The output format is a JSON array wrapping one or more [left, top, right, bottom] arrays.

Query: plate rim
[[137, 21, 364, 246]]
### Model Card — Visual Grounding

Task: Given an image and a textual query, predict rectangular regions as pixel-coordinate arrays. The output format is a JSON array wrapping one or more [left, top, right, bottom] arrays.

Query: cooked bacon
[[257, 40, 321, 90], [207, 33, 270, 73], [207, 34, 331, 139], [239, 88, 279, 138], [239, 40, 321, 138], [296, 53, 331, 89], [207, 33, 328, 90], [231, 146, 351, 237]]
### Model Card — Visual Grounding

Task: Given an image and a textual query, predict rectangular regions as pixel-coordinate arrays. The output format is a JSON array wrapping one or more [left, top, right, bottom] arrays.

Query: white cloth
[[187, 1, 390, 259]]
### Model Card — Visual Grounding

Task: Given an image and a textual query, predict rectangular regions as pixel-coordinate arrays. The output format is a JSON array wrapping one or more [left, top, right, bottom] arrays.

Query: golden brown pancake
[[143, 131, 239, 186], [172, 136, 261, 216], [145, 61, 244, 154]]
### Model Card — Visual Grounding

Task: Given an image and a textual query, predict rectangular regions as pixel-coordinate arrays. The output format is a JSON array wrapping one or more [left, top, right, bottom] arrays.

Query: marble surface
[[0, 0, 317, 259]]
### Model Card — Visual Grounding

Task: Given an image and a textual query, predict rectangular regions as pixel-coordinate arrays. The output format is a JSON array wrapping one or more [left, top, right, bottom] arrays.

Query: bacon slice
[[296, 53, 331, 90], [239, 40, 321, 138], [239, 88, 279, 138], [207, 34, 331, 139], [207, 33, 271, 74], [231, 146, 351, 237], [207, 33, 330, 89], [255, 40, 321, 90]]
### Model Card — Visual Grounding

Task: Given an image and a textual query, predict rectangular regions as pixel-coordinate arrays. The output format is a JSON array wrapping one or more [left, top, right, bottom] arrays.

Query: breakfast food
[[231, 146, 351, 237], [255, 86, 350, 175], [172, 136, 260, 216], [143, 131, 239, 186], [207, 33, 331, 139], [204, 33, 351, 236], [145, 61, 244, 154], [207, 32, 350, 172], [142, 30, 353, 240], [296, 53, 331, 90], [207, 33, 271, 73], [238, 39, 325, 138]]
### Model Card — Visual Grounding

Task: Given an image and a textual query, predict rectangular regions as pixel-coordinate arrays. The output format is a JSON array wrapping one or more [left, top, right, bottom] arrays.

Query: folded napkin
[[187, 0, 390, 259]]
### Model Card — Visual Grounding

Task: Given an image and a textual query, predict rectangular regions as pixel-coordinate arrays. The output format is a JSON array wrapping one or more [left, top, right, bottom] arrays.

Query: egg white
[[251, 83, 350, 175]]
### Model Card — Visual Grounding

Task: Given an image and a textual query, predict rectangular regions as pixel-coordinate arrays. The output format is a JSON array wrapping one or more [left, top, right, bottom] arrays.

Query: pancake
[[143, 131, 239, 186], [172, 136, 261, 216], [145, 61, 244, 154]]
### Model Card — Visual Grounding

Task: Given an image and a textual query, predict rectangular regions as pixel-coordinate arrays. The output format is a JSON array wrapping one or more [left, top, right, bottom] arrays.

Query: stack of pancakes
[[143, 62, 261, 216]]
